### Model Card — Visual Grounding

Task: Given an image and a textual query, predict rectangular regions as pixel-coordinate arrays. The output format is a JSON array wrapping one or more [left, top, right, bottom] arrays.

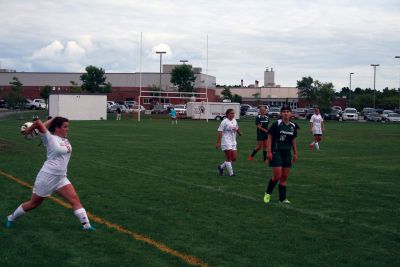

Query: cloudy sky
[[0, 0, 399, 90]]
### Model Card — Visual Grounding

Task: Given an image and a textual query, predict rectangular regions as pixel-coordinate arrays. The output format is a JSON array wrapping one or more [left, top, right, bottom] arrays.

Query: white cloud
[[0, 0, 399, 89]]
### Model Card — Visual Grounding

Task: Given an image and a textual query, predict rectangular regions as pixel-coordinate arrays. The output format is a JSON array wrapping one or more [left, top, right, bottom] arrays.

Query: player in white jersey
[[216, 109, 242, 176], [309, 107, 324, 151], [5, 117, 95, 230]]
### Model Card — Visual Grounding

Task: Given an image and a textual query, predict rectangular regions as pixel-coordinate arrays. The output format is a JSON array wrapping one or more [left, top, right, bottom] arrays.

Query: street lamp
[[156, 51, 166, 91], [371, 64, 380, 109], [180, 60, 188, 64], [349, 72, 354, 106], [395, 56, 400, 110]]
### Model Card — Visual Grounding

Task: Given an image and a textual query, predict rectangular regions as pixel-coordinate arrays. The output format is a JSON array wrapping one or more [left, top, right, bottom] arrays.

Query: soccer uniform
[[169, 109, 177, 119], [268, 120, 297, 168], [218, 118, 239, 151], [256, 114, 269, 141], [310, 114, 323, 135], [33, 131, 72, 197]]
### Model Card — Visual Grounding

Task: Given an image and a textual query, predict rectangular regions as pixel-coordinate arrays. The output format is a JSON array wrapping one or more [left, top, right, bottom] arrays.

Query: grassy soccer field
[[1, 112, 399, 266]]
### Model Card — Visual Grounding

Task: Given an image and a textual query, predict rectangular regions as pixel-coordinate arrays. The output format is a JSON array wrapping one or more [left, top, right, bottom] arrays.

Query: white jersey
[[218, 118, 239, 146], [39, 131, 72, 176], [310, 114, 323, 133]]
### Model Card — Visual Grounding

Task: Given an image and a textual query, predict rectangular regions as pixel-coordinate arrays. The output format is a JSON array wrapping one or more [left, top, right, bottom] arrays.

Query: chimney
[[241, 79, 243, 87], [255, 80, 259, 87]]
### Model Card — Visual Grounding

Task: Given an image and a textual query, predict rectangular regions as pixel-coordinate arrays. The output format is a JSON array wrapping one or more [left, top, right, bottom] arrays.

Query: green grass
[[1, 112, 400, 266]]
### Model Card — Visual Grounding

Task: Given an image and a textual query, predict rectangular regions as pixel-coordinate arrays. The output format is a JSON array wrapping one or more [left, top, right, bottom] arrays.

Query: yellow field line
[[0, 169, 208, 267]]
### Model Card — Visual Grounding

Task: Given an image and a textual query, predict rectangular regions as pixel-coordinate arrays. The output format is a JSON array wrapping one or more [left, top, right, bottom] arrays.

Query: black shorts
[[257, 133, 268, 141], [269, 150, 292, 168], [314, 134, 322, 137]]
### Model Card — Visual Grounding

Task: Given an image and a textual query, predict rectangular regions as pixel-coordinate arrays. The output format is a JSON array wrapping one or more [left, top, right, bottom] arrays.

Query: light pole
[[156, 51, 166, 91], [179, 60, 188, 64], [349, 72, 354, 107], [371, 64, 379, 109], [395, 56, 400, 110]]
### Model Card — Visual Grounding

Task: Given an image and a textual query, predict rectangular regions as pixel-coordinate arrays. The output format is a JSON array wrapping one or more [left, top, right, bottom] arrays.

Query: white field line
[[95, 160, 399, 237]]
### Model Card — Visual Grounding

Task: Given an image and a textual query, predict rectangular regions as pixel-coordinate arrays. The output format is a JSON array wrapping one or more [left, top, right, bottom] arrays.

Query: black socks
[[266, 179, 278, 194], [279, 185, 287, 202]]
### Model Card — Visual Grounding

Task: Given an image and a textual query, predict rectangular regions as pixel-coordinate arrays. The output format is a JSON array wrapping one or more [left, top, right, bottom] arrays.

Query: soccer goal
[[137, 90, 209, 122]]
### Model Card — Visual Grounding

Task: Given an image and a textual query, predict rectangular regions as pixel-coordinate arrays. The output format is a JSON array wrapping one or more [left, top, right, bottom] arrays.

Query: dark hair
[[49, 117, 69, 133], [280, 106, 292, 112], [226, 108, 235, 116]]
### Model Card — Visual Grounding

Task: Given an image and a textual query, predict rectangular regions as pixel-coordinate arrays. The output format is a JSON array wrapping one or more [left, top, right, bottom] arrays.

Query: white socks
[[220, 162, 226, 169], [225, 162, 234, 176], [314, 142, 320, 150], [73, 208, 91, 228], [8, 204, 26, 221]]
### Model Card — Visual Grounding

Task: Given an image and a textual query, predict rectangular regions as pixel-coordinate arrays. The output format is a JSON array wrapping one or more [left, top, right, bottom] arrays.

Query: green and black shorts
[[269, 150, 292, 168]]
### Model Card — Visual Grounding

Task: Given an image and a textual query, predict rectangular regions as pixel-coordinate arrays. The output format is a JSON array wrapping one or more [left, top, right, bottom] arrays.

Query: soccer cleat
[[5, 218, 14, 228], [247, 155, 254, 161], [263, 193, 271, 204], [280, 199, 291, 204], [217, 165, 224, 176], [229, 174, 236, 177], [83, 225, 96, 231]]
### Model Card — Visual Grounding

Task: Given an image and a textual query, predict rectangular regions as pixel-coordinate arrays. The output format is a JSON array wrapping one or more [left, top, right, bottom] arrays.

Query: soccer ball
[[20, 122, 39, 140]]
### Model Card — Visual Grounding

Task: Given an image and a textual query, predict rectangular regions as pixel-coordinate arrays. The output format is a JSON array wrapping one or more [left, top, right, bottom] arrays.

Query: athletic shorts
[[33, 171, 71, 197], [269, 150, 292, 168], [221, 144, 237, 151], [257, 133, 268, 141], [312, 129, 322, 135]]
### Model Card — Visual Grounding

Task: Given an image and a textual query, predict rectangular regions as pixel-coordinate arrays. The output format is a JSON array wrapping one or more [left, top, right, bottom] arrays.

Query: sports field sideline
[[1, 112, 399, 266]]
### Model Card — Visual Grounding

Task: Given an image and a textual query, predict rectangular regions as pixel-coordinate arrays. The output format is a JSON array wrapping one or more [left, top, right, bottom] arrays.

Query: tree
[[221, 86, 233, 100], [297, 76, 318, 103], [80, 65, 112, 93], [69, 81, 82, 93], [232, 94, 242, 103], [4, 77, 25, 109], [317, 81, 335, 113], [170, 65, 197, 92], [252, 92, 261, 106], [40, 85, 52, 107]]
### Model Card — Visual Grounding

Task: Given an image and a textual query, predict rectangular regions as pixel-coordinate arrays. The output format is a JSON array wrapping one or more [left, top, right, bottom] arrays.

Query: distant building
[[0, 65, 217, 108]]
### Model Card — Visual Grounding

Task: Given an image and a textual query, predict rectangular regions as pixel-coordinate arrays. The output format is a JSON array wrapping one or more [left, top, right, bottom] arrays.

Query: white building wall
[[49, 94, 107, 120]]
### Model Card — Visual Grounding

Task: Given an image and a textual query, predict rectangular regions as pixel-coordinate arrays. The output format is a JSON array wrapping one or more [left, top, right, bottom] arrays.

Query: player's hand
[[292, 153, 297, 163], [267, 151, 273, 161], [215, 143, 221, 149]]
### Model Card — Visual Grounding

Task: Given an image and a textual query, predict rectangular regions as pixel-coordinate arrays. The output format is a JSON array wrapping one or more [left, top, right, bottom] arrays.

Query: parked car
[[342, 108, 359, 121], [108, 104, 128, 113], [324, 109, 341, 120], [361, 107, 375, 120], [293, 108, 306, 118], [375, 108, 384, 114], [386, 113, 400, 122], [245, 108, 259, 117], [32, 99, 47, 110], [366, 112, 382, 122], [291, 110, 300, 119], [151, 105, 168, 114], [381, 110, 393, 121], [331, 106, 343, 112], [124, 100, 136, 108], [173, 104, 186, 115], [240, 104, 251, 116], [131, 104, 146, 113], [0, 99, 8, 108], [268, 107, 281, 118]]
